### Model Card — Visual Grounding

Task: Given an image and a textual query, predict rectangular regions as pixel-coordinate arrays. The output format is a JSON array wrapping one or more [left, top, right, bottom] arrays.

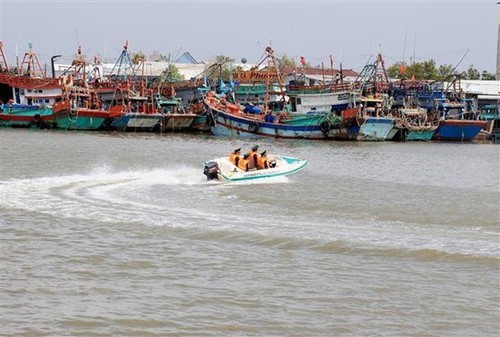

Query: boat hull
[[112, 113, 163, 132], [406, 130, 435, 141], [204, 155, 308, 182], [161, 114, 197, 132], [0, 106, 54, 128], [432, 120, 489, 141], [357, 117, 396, 141]]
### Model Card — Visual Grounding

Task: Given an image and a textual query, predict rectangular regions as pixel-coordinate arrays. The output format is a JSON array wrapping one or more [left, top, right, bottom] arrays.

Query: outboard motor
[[203, 161, 220, 181]]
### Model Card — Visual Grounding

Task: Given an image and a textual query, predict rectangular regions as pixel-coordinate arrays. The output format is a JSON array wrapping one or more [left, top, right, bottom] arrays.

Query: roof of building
[[174, 52, 199, 64]]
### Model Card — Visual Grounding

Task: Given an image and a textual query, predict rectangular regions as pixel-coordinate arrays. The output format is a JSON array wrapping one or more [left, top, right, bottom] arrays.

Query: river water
[[1, 129, 499, 336]]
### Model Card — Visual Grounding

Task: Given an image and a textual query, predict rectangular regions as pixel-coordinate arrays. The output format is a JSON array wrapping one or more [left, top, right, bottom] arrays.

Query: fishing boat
[[479, 104, 500, 142], [203, 154, 308, 182], [399, 107, 438, 141], [430, 98, 488, 141], [205, 91, 340, 139], [155, 95, 197, 132], [286, 82, 354, 114], [51, 49, 110, 130], [0, 104, 54, 128], [0, 42, 60, 128], [356, 95, 399, 141]]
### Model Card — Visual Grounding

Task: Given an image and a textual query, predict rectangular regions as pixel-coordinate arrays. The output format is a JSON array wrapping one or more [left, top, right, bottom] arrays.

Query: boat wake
[[0, 166, 208, 223]]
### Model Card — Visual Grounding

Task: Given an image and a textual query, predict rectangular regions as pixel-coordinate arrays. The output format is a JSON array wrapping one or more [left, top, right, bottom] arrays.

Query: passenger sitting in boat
[[243, 103, 261, 114], [247, 145, 259, 170], [257, 151, 269, 169], [238, 154, 250, 172], [264, 111, 274, 123], [229, 148, 241, 166]]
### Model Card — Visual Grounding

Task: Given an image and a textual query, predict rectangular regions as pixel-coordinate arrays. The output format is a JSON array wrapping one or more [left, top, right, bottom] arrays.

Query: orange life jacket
[[229, 152, 240, 164], [257, 156, 268, 169], [248, 150, 259, 167], [238, 157, 249, 171]]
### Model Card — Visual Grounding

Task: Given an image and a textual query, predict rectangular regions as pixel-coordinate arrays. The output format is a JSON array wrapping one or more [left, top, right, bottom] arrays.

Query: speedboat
[[203, 154, 308, 182]]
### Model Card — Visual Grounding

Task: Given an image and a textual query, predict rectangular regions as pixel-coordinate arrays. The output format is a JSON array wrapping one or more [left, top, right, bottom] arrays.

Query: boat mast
[[18, 43, 45, 78], [0, 41, 10, 72]]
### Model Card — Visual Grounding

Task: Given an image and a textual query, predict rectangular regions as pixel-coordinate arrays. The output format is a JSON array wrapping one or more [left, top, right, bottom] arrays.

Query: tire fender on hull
[[248, 121, 259, 133], [320, 120, 331, 133]]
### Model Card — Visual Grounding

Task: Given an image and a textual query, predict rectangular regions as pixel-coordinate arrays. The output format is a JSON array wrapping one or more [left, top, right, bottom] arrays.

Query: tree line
[[385, 60, 495, 81], [131, 51, 497, 82]]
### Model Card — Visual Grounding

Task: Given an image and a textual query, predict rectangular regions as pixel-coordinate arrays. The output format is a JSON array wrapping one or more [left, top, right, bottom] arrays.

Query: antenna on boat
[[443, 49, 469, 93]]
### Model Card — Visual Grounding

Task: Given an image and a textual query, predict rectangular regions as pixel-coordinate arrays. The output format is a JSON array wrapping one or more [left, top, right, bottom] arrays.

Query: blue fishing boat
[[430, 98, 488, 141]]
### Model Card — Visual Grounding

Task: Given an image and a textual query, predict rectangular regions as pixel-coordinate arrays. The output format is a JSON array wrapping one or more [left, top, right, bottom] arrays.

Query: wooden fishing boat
[[155, 95, 197, 132], [479, 104, 500, 142], [204, 91, 340, 139], [399, 107, 437, 141], [430, 98, 488, 141], [204, 46, 343, 139], [0, 41, 60, 128], [286, 82, 354, 114], [357, 116, 397, 141], [0, 104, 54, 128], [52, 50, 110, 130]]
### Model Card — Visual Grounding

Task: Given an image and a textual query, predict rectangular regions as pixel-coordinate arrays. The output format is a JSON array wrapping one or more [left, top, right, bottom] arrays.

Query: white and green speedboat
[[203, 154, 308, 182]]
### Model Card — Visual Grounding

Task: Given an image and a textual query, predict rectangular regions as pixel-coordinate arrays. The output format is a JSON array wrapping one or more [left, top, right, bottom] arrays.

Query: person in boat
[[247, 145, 260, 170], [238, 154, 250, 172], [257, 150, 269, 170], [229, 148, 241, 166], [243, 103, 261, 114], [264, 111, 274, 123]]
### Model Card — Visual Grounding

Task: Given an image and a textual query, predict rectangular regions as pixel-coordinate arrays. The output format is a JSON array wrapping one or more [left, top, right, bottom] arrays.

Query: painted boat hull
[[406, 130, 435, 141], [357, 117, 396, 141], [52, 101, 109, 130], [203, 155, 308, 182], [189, 114, 211, 132], [161, 114, 197, 132], [432, 120, 489, 141], [0, 106, 54, 128], [204, 91, 341, 139], [53, 110, 108, 130], [209, 108, 338, 139], [112, 113, 162, 132]]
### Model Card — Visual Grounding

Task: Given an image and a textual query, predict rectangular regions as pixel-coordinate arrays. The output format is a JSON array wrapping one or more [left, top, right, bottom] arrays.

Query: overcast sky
[[0, 0, 497, 74]]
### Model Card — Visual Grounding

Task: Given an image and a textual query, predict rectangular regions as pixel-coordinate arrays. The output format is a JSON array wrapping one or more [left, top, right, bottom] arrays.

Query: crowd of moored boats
[[1, 42, 498, 143]]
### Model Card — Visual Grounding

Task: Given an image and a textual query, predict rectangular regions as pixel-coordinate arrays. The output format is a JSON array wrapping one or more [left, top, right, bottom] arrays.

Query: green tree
[[437, 64, 455, 81], [131, 51, 146, 64], [386, 59, 489, 81], [275, 54, 296, 69], [164, 63, 184, 81], [150, 51, 169, 62], [481, 71, 496, 80], [386, 61, 405, 79], [421, 60, 438, 79], [206, 55, 234, 81], [463, 65, 480, 80]]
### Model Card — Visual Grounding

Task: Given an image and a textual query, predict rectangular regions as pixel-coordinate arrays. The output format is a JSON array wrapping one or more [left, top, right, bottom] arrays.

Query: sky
[[0, 0, 497, 74]]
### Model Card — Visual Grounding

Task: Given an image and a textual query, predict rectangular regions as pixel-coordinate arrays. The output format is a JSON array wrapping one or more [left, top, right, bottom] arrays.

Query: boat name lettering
[[233, 71, 280, 82]]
